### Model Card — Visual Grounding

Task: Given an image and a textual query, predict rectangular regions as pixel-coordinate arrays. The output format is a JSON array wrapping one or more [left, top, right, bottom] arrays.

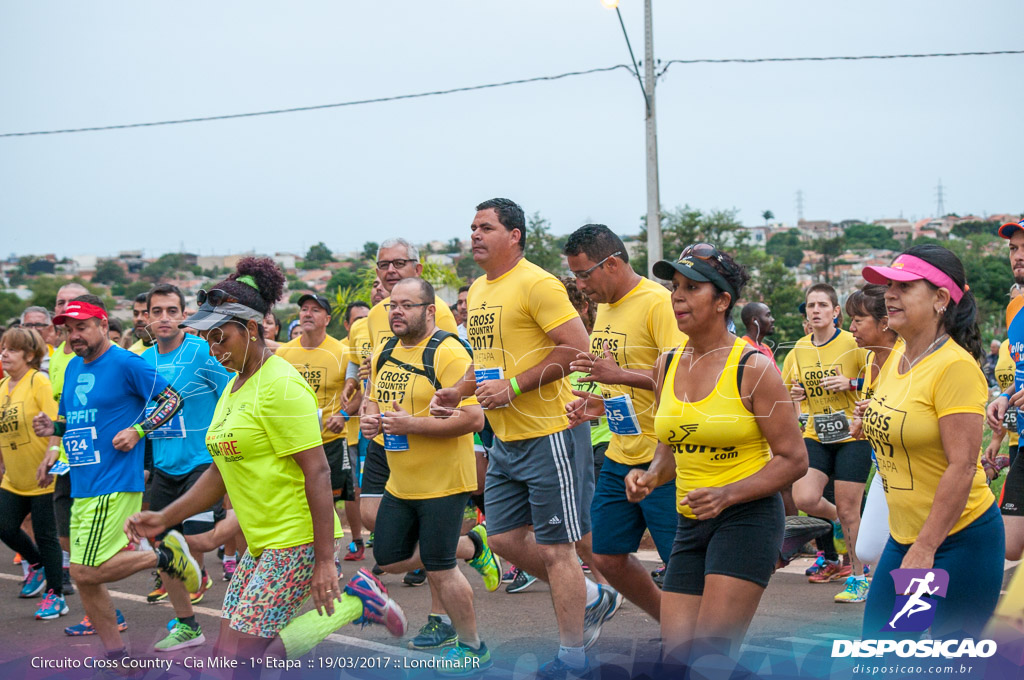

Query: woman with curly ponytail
[[126, 257, 406, 660]]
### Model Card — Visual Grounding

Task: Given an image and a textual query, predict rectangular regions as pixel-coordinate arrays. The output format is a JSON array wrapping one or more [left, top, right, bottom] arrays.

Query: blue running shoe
[[20, 566, 46, 598]]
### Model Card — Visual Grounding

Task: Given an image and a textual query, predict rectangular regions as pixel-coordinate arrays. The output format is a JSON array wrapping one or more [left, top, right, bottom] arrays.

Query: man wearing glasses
[[563, 224, 683, 642], [20, 306, 56, 375], [346, 239, 462, 649]]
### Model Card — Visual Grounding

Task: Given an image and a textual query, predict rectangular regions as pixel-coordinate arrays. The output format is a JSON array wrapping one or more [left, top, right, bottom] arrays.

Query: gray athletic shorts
[[484, 423, 593, 544]]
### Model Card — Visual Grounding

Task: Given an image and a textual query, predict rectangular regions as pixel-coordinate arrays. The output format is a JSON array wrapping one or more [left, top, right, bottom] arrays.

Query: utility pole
[[796, 189, 805, 223], [643, 0, 661, 278]]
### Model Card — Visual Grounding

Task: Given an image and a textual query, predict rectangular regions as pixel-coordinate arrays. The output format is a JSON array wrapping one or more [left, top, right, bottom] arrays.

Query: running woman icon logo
[[884, 568, 949, 632]]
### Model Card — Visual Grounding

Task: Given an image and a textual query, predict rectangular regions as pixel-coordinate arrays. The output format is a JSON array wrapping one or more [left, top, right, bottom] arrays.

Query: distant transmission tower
[[935, 179, 946, 217], [796, 190, 805, 222]]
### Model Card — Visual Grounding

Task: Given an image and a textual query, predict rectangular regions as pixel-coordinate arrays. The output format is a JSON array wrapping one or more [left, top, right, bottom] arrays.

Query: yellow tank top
[[655, 338, 772, 519]]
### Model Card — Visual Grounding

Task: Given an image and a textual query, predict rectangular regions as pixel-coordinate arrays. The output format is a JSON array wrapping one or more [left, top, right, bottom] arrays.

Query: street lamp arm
[[615, 7, 650, 114]]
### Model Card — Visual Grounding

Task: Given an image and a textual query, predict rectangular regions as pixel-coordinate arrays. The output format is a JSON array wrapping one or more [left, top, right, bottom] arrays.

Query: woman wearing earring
[[843, 285, 898, 599], [788, 284, 871, 598], [626, 244, 806, 663], [860, 244, 1002, 639]]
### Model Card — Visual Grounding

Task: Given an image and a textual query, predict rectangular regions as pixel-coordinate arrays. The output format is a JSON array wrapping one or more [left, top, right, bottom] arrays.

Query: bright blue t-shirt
[[59, 344, 170, 498], [142, 334, 231, 476]]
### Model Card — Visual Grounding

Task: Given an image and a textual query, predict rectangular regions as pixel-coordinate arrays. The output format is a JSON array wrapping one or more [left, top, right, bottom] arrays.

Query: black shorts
[[805, 438, 872, 483], [361, 440, 390, 497], [53, 474, 73, 539], [1001, 445, 1024, 516], [149, 465, 226, 536], [663, 494, 784, 595], [372, 491, 471, 571], [324, 438, 355, 502]]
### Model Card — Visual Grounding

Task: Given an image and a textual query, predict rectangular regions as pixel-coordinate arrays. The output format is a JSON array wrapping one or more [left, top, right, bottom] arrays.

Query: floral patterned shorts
[[221, 542, 320, 638]]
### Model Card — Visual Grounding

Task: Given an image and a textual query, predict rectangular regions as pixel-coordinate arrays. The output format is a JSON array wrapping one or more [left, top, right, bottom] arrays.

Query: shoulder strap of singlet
[[662, 346, 680, 387], [735, 349, 758, 394]]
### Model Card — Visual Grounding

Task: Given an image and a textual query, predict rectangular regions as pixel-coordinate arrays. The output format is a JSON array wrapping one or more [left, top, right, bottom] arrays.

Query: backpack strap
[[374, 330, 467, 391]]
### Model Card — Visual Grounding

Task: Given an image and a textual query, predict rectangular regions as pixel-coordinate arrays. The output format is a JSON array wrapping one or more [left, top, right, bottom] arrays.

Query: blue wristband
[[1001, 393, 1013, 401], [340, 411, 351, 423]]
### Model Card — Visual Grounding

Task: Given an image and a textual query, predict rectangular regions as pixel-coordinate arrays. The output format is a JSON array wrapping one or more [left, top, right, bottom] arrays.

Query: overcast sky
[[2, 1, 1021, 260]]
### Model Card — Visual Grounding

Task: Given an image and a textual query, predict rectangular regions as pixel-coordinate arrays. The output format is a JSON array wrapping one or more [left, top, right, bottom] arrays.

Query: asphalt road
[[0, 543, 1016, 679]]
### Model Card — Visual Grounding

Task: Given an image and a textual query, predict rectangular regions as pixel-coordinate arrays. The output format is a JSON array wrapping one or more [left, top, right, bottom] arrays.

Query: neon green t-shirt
[[205, 355, 343, 557], [48, 342, 76, 464]]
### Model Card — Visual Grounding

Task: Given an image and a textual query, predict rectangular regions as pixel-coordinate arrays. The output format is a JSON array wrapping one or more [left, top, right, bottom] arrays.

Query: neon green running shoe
[[161, 530, 201, 594], [834, 576, 870, 604], [154, 621, 206, 652], [466, 525, 501, 592]]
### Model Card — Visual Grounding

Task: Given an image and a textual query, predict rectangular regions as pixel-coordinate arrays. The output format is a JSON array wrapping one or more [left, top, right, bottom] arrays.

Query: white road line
[[0, 572, 435, 660], [776, 636, 829, 646]]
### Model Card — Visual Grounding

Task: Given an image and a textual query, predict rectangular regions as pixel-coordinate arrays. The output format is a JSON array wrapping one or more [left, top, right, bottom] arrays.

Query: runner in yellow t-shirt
[[0, 328, 65, 619], [562, 224, 681, 627], [433, 199, 595, 672], [361, 277, 497, 671], [128, 258, 405, 660], [860, 245, 1001, 640], [788, 283, 871, 587]]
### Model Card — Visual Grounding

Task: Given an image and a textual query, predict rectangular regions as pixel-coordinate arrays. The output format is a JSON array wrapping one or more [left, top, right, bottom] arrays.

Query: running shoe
[[154, 621, 206, 652], [222, 555, 237, 582], [506, 570, 538, 593], [161, 530, 202, 593], [366, 532, 374, 548], [344, 541, 365, 561], [808, 559, 845, 583], [581, 563, 591, 574], [372, 562, 385, 576], [408, 614, 458, 650], [35, 590, 69, 620], [651, 564, 665, 589], [536, 657, 591, 680], [583, 584, 622, 650], [466, 525, 501, 592], [834, 576, 870, 604], [804, 551, 827, 576], [436, 641, 493, 676], [501, 565, 519, 583], [147, 572, 168, 604], [13, 552, 22, 565], [345, 568, 407, 637], [62, 568, 75, 596], [190, 569, 213, 604], [403, 569, 427, 587], [64, 610, 127, 636], [20, 566, 47, 598]]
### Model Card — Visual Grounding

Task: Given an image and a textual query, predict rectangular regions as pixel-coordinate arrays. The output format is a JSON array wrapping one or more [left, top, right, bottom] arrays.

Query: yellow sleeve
[[781, 351, 798, 387], [34, 374, 58, 420], [933, 358, 987, 419], [437, 339, 478, 408], [528, 277, 579, 334], [649, 294, 685, 351], [435, 298, 459, 333]]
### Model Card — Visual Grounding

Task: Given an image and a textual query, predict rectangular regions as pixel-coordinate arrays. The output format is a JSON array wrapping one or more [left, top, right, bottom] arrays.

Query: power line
[[657, 49, 1024, 77], [2, 49, 1022, 139], [0, 65, 632, 138]]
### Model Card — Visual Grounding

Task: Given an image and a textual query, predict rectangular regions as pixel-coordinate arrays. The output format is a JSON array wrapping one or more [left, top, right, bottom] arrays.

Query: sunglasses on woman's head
[[196, 289, 233, 307]]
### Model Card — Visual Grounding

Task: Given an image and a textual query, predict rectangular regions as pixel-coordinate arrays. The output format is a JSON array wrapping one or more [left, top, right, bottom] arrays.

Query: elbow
[[785, 451, 809, 485]]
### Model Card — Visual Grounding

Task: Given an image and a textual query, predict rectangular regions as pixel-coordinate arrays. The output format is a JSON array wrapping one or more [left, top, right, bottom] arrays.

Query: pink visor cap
[[862, 254, 965, 304]]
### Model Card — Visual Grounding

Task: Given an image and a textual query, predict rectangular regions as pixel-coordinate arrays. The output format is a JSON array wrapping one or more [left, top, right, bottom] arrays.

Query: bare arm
[[293, 446, 340, 615]]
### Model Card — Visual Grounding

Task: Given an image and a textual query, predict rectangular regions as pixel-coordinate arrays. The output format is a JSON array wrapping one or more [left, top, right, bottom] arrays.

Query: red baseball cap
[[999, 219, 1024, 239], [53, 300, 108, 325]]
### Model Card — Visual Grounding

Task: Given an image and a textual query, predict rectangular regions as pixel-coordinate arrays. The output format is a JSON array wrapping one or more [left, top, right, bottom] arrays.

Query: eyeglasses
[[572, 251, 622, 280], [196, 289, 233, 307], [384, 302, 430, 312], [21, 322, 50, 329], [376, 259, 417, 271]]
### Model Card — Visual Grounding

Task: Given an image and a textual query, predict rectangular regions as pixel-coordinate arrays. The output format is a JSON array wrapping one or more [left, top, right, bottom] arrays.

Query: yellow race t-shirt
[[49, 342, 75, 404], [786, 330, 868, 443], [861, 340, 993, 544], [276, 334, 349, 444], [127, 339, 151, 356], [0, 370, 58, 495], [205, 355, 343, 557], [995, 339, 1019, 448], [347, 317, 373, 370], [369, 333, 478, 499], [654, 338, 772, 519], [467, 258, 580, 442], [590, 278, 685, 465], [781, 350, 808, 423], [340, 339, 360, 448]]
